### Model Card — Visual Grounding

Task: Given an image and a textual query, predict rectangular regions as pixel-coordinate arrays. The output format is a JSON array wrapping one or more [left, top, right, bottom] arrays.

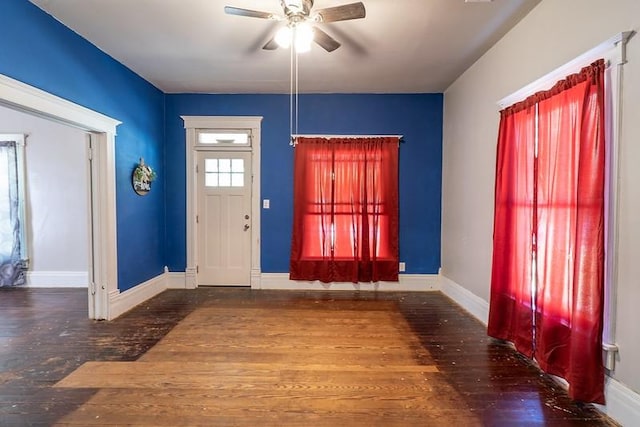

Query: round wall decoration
[[132, 158, 157, 196]]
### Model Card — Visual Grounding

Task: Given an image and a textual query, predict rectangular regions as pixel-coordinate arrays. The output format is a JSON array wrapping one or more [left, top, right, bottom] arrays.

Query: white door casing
[[197, 151, 252, 286], [0, 73, 120, 320], [183, 116, 262, 289]]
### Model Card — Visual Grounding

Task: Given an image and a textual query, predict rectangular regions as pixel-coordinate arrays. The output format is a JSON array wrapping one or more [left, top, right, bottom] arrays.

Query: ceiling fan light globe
[[275, 26, 292, 48], [294, 23, 314, 52]]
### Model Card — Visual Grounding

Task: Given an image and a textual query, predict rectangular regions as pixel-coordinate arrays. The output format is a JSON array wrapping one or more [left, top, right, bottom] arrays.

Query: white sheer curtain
[[0, 138, 27, 287]]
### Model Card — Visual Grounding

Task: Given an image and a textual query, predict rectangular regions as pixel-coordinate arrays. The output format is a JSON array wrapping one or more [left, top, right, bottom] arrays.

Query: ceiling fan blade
[[224, 6, 276, 20], [313, 27, 341, 52], [262, 37, 279, 50], [315, 2, 366, 23]]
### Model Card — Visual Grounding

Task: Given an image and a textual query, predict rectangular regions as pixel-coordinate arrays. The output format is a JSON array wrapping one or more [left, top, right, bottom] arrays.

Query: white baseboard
[[257, 273, 440, 292], [108, 272, 167, 319], [166, 272, 187, 289], [596, 376, 640, 426], [439, 274, 489, 325], [25, 271, 88, 288]]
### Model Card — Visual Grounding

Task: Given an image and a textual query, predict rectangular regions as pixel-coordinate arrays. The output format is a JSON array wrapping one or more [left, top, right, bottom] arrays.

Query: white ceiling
[[29, 0, 541, 94]]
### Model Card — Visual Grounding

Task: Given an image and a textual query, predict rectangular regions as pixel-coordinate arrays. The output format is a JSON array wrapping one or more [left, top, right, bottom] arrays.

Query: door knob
[[244, 224, 250, 231]]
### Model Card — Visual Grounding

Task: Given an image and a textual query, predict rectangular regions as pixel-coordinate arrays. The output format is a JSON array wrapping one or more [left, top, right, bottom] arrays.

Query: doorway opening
[[0, 107, 89, 290], [0, 74, 121, 319]]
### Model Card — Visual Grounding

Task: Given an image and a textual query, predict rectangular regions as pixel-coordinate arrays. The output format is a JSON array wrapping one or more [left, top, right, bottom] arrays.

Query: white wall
[[0, 105, 89, 286], [442, 0, 640, 420]]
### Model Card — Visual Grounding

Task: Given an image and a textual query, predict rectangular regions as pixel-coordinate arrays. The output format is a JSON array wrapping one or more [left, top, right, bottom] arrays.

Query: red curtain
[[290, 137, 399, 283], [488, 103, 537, 358], [535, 61, 606, 403], [488, 60, 606, 403]]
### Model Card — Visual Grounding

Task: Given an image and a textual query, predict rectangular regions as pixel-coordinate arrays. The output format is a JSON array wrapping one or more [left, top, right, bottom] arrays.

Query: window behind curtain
[[0, 136, 28, 287], [290, 137, 399, 283]]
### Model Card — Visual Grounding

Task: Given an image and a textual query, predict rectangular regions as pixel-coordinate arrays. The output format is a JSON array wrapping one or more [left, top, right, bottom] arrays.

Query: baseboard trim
[[257, 273, 440, 292], [440, 274, 489, 325], [25, 271, 88, 288], [596, 376, 640, 426], [108, 272, 166, 319], [105, 271, 440, 320], [166, 272, 187, 289]]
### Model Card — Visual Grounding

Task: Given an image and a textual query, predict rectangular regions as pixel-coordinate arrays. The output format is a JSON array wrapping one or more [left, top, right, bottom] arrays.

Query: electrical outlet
[[263, 199, 270, 209], [399, 262, 406, 272]]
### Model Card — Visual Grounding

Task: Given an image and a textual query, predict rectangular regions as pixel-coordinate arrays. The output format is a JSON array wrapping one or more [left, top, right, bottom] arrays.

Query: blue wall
[[0, 0, 166, 291], [165, 93, 443, 274], [2, 0, 444, 289]]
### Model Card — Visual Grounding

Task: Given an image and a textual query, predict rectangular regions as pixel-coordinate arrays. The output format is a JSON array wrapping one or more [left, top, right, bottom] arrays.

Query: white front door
[[196, 151, 252, 286]]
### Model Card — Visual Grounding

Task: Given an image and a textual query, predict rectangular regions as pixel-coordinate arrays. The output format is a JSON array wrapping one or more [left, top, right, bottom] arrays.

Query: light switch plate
[[263, 199, 270, 209]]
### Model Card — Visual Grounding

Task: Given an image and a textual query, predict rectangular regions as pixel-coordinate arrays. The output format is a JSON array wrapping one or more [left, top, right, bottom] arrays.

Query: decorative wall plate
[[132, 158, 156, 196]]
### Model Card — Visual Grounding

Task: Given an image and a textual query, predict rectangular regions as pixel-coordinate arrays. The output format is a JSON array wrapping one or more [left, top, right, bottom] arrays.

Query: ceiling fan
[[224, 0, 366, 52]]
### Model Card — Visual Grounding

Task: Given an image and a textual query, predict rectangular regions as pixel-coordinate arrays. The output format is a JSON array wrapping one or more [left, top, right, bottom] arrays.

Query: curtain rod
[[497, 31, 633, 109], [291, 134, 404, 139], [290, 134, 404, 146]]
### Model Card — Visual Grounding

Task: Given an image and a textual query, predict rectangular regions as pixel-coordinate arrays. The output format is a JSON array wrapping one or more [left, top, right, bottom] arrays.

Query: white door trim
[[182, 116, 262, 289], [0, 73, 120, 320]]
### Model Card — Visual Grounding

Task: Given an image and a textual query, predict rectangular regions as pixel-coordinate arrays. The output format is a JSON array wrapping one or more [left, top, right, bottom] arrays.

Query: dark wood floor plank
[[0, 287, 617, 426]]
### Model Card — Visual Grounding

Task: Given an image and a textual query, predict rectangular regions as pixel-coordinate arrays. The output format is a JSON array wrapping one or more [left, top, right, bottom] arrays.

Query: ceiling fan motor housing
[[282, 0, 314, 19]]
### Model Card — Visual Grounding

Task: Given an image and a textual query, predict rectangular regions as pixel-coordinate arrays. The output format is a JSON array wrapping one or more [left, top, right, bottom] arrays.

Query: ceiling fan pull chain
[[290, 43, 294, 139], [295, 49, 300, 135]]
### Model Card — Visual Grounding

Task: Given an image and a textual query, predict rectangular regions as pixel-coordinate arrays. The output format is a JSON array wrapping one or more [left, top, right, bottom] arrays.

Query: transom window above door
[[197, 130, 250, 146]]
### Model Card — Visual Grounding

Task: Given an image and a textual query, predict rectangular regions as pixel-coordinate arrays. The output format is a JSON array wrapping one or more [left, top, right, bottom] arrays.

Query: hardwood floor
[[0, 287, 617, 426]]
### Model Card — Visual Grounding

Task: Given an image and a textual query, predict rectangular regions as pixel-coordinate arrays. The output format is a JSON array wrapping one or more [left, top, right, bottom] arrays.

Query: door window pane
[[205, 159, 218, 172], [218, 173, 231, 187], [231, 173, 244, 187], [204, 158, 245, 188], [219, 159, 231, 173], [232, 159, 244, 172], [205, 173, 219, 187]]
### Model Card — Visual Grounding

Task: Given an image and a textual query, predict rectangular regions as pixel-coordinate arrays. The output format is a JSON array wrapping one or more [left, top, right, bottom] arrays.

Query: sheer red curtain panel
[[488, 60, 606, 403], [535, 61, 606, 403], [290, 137, 399, 283], [488, 103, 537, 358]]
